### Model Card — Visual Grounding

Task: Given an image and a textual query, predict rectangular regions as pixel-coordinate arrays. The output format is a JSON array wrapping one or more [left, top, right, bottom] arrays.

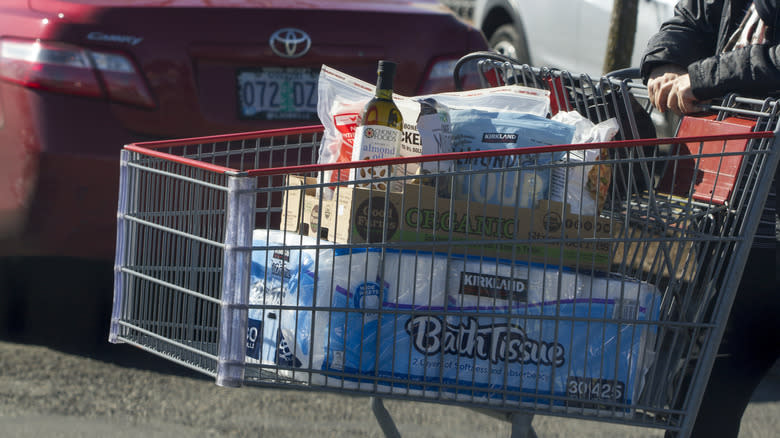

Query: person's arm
[[643, 1, 780, 114], [640, 0, 724, 81], [648, 36, 780, 115], [640, 0, 724, 114], [687, 44, 780, 100]]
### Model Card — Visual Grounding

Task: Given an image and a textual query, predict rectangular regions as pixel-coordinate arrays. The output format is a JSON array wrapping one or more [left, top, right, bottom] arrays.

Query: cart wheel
[[489, 23, 530, 65]]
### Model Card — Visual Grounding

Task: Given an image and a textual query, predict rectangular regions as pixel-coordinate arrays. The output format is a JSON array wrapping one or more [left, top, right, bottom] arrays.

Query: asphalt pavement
[[0, 338, 778, 438]]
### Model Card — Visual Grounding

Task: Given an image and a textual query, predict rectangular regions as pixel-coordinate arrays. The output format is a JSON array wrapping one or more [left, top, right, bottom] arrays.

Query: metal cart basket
[[109, 63, 779, 437]]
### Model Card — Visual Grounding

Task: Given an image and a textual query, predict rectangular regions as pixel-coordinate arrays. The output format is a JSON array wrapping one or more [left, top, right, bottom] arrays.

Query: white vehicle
[[471, 0, 676, 76]]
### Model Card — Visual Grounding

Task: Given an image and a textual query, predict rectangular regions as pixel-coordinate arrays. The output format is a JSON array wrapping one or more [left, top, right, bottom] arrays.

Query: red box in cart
[[282, 175, 614, 271]]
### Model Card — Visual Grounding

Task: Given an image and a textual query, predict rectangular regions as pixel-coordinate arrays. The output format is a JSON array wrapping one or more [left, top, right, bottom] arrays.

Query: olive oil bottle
[[351, 60, 403, 191]]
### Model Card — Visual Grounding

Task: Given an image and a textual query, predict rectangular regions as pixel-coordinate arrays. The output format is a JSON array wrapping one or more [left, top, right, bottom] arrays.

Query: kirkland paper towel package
[[449, 109, 575, 208], [320, 249, 661, 411]]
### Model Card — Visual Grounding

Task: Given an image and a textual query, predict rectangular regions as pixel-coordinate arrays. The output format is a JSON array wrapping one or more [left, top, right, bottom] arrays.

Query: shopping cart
[[109, 60, 779, 438]]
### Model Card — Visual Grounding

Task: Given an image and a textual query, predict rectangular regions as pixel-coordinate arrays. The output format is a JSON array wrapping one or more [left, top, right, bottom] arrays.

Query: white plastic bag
[[316, 65, 555, 190], [317, 65, 425, 188], [549, 111, 620, 215], [423, 85, 550, 117]]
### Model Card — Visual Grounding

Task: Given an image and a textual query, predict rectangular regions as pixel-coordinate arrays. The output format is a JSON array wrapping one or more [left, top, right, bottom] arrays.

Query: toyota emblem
[[269, 28, 311, 59]]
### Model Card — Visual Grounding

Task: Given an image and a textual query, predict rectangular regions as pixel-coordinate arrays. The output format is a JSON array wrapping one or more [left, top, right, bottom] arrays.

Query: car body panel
[[0, 0, 488, 260], [30, 0, 453, 14]]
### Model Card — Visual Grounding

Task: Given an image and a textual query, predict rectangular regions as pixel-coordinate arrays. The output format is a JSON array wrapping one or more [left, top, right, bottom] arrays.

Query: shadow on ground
[[0, 256, 206, 380]]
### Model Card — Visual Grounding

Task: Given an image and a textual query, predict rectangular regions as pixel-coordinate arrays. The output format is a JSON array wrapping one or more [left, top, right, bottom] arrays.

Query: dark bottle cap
[[376, 60, 397, 91], [377, 60, 397, 75]]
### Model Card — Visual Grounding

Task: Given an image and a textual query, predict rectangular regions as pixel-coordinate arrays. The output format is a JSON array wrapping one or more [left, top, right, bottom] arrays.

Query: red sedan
[[0, 0, 488, 261]]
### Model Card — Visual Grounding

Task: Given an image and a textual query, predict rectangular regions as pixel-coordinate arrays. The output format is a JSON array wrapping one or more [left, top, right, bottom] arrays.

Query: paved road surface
[[0, 340, 778, 438]]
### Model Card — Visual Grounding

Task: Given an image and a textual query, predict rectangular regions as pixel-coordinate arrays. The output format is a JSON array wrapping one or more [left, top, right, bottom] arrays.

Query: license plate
[[237, 67, 319, 120]]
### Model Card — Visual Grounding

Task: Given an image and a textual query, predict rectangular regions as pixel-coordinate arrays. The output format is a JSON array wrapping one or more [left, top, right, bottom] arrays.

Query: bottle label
[[352, 125, 402, 191]]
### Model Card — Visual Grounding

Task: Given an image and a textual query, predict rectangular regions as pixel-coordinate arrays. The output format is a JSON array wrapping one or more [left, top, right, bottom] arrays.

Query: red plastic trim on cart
[[122, 127, 772, 178], [123, 124, 325, 175], [123, 144, 239, 174]]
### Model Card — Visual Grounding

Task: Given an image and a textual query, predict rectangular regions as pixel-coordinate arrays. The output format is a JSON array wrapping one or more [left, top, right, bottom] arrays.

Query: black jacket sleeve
[[688, 44, 780, 99], [640, 0, 725, 79]]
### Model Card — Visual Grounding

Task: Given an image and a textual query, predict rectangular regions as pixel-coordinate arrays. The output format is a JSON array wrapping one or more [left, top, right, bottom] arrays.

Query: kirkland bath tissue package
[[248, 230, 660, 410], [320, 249, 661, 410]]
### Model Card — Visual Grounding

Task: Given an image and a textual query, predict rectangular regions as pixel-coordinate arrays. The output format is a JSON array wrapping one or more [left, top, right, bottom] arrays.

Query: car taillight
[[418, 56, 486, 94], [0, 38, 155, 108], [417, 57, 460, 95], [89, 51, 155, 108]]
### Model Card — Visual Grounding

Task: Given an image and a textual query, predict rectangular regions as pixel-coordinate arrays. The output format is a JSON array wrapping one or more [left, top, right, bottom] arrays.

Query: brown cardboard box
[[282, 175, 615, 271], [611, 221, 699, 283]]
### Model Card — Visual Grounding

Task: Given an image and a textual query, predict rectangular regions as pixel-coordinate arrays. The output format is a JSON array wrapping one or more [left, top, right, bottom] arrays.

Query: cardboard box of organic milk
[[282, 175, 613, 271]]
